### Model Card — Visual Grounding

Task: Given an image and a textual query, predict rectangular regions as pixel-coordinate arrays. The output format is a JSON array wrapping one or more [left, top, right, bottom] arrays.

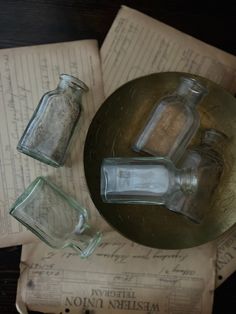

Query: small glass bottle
[[133, 77, 208, 162], [101, 157, 198, 205], [167, 128, 228, 223], [10, 176, 101, 257], [17, 74, 88, 167]]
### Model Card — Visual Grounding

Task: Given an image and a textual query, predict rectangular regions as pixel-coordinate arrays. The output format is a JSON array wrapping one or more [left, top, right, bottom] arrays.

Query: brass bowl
[[84, 72, 236, 249]]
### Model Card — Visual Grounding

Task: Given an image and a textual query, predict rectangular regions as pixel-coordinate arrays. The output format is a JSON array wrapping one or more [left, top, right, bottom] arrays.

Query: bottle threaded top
[[177, 167, 198, 194], [201, 128, 228, 147], [176, 76, 208, 106]]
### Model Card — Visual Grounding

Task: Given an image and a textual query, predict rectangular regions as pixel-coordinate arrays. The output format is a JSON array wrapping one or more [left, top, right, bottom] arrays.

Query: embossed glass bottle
[[101, 157, 198, 204], [168, 128, 228, 223], [133, 77, 208, 162], [17, 74, 88, 167], [10, 176, 101, 257]]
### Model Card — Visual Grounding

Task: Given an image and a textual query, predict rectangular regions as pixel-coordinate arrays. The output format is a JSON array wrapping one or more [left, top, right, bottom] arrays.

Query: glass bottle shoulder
[[195, 147, 223, 169], [158, 96, 200, 161], [145, 96, 200, 146], [160, 95, 199, 123], [36, 88, 80, 118], [179, 149, 203, 169], [35, 89, 60, 112]]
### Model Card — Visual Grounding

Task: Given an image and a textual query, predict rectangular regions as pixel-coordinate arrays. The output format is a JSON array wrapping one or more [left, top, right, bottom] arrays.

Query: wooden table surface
[[0, 1, 236, 313]]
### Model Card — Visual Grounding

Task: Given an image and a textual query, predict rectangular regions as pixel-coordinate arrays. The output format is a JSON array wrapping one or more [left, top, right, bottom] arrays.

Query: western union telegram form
[[17, 232, 215, 314]]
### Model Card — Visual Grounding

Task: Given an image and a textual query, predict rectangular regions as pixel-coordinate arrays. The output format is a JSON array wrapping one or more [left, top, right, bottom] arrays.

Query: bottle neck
[[176, 168, 198, 194], [176, 77, 208, 108]]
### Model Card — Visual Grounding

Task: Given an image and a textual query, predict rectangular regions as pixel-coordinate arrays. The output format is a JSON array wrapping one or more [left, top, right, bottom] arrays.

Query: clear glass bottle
[[10, 177, 101, 257], [101, 157, 198, 205], [17, 74, 88, 167], [167, 128, 228, 223], [133, 77, 208, 162]]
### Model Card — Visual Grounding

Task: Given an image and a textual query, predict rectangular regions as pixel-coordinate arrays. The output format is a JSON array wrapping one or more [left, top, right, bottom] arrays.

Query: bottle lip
[[180, 76, 208, 95], [59, 74, 89, 92], [202, 128, 228, 142], [203, 128, 229, 139]]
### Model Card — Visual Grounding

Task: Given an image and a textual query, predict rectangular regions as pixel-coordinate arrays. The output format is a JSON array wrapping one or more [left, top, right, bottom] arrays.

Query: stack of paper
[[0, 5, 235, 314]]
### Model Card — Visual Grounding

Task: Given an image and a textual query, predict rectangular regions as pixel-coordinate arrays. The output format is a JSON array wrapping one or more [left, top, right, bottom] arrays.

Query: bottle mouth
[[60, 74, 89, 91], [202, 128, 228, 144], [180, 77, 208, 95], [177, 77, 208, 106]]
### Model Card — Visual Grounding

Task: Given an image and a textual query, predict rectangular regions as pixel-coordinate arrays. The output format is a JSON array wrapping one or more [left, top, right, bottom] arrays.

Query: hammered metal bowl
[[84, 72, 236, 249]]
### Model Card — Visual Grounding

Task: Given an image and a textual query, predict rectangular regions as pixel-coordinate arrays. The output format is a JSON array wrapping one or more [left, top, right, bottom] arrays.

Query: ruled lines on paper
[[101, 6, 236, 97], [0, 40, 106, 247]]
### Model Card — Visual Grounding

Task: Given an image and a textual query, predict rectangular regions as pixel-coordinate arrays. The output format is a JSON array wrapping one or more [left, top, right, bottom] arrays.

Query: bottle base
[[17, 145, 63, 168]]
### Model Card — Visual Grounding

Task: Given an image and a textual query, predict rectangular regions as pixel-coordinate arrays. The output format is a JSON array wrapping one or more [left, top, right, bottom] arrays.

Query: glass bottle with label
[[133, 77, 208, 162], [101, 157, 198, 205], [167, 128, 228, 223], [10, 176, 101, 257], [17, 74, 88, 167]]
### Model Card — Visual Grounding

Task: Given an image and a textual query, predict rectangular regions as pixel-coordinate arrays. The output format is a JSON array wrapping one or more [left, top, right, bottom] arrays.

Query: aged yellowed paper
[[101, 6, 236, 97], [0, 40, 107, 248], [215, 225, 236, 287], [17, 232, 215, 314]]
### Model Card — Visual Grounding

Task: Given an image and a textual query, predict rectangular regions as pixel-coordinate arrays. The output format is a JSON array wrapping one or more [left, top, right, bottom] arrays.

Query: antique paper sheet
[[101, 6, 236, 97], [17, 232, 215, 314], [0, 40, 107, 248], [215, 225, 236, 287], [101, 5, 236, 287]]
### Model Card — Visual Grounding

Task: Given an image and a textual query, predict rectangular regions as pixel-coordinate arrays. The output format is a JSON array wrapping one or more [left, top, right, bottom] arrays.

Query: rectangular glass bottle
[[133, 77, 208, 162], [10, 176, 101, 257], [167, 128, 228, 223], [17, 74, 88, 167], [101, 157, 197, 205]]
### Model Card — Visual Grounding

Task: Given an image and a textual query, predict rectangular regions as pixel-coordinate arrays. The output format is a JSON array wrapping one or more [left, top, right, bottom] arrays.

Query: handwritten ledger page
[[0, 40, 107, 248], [101, 6, 236, 97], [17, 232, 215, 314], [101, 6, 236, 286]]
